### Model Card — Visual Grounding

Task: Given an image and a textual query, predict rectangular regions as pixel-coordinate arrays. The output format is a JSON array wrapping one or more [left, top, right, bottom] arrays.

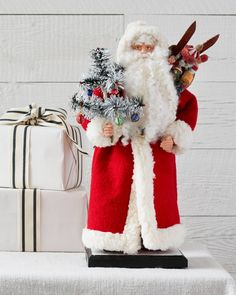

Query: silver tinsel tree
[[71, 48, 145, 126]]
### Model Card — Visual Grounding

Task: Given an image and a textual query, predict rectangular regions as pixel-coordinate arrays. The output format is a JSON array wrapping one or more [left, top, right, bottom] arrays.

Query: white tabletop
[[0, 242, 235, 295]]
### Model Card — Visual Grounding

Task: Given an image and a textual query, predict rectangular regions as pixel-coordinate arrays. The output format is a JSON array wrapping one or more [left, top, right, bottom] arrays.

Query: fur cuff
[[86, 117, 122, 147], [165, 120, 193, 154]]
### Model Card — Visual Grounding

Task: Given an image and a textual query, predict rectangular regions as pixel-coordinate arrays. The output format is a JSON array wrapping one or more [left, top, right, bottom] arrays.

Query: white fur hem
[[82, 223, 185, 253], [164, 120, 193, 154], [86, 117, 122, 147], [82, 228, 126, 252], [143, 223, 186, 251], [82, 183, 141, 254]]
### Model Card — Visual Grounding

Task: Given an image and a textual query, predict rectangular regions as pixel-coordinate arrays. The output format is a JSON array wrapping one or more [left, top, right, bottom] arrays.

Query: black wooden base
[[85, 247, 188, 268]]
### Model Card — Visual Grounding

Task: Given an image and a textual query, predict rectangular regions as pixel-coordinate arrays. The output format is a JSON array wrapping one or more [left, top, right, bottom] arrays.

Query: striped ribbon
[[12, 125, 31, 189], [0, 103, 88, 155], [17, 188, 40, 252]]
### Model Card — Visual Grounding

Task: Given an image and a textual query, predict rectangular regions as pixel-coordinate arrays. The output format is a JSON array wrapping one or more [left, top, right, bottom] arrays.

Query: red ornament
[[76, 113, 84, 124], [110, 88, 119, 95], [93, 87, 104, 98]]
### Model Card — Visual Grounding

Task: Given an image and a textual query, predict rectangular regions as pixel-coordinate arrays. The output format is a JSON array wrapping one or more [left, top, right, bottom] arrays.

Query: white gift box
[[0, 125, 83, 190], [0, 187, 87, 252]]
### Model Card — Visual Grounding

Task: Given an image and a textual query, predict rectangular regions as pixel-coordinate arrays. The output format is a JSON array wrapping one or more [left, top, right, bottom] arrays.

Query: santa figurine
[[79, 21, 198, 254]]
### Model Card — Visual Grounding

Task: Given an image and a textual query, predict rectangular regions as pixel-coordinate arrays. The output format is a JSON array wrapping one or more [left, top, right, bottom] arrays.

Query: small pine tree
[[82, 48, 124, 91], [83, 48, 114, 89], [71, 47, 144, 125]]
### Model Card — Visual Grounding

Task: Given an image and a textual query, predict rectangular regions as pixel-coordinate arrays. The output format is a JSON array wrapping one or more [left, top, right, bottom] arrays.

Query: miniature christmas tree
[[71, 48, 145, 126]]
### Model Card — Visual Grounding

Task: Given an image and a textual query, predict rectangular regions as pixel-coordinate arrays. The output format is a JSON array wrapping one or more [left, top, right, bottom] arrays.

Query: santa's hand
[[103, 122, 114, 137], [160, 135, 174, 153]]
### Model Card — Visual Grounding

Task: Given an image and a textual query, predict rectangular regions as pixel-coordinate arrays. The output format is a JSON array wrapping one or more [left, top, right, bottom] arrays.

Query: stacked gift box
[[0, 104, 87, 252]]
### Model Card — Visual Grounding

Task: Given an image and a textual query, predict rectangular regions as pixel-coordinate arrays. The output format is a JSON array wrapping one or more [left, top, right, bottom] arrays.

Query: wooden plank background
[[0, 0, 235, 281]]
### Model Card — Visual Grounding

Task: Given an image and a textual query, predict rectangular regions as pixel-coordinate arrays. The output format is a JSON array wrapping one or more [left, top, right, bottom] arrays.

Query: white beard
[[119, 47, 179, 145]]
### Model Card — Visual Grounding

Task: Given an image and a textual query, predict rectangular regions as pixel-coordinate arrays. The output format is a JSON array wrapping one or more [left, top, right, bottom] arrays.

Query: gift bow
[[0, 103, 88, 155]]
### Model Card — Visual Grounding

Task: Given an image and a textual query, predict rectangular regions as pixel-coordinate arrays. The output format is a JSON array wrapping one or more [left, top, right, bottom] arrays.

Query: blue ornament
[[87, 89, 93, 96], [131, 113, 140, 122]]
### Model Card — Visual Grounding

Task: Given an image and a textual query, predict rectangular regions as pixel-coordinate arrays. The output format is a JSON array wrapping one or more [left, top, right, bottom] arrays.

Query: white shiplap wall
[[0, 0, 235, 280]]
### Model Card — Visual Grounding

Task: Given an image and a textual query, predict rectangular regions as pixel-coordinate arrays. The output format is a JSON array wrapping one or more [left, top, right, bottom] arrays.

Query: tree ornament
[[93, 87, 104, 98], [87, 89, 93, 96], [131, 113, 140, 122], [76, 113, 84, 124], [115, 116, 124, 126], [110, 88, 119, 95]]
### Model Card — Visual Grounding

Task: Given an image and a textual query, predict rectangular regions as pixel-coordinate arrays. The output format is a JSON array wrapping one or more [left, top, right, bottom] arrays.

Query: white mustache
[[139, 52, 150, 57]]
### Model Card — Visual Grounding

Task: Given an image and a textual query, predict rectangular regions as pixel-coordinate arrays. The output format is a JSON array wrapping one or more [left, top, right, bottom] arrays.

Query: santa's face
[[131, 42, 155, 55], [122, 40, 160, 97]]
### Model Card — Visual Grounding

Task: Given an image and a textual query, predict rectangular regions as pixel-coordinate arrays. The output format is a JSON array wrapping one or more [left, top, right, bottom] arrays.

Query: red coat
[[79, 89, 198, 254]]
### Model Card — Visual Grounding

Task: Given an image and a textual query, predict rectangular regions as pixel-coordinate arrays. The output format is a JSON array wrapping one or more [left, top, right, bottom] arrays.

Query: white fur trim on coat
[[164, 120, 193, 154], [131, 137, 185, 250], [86, 117, 122, 147], [82, 223, 185, 254], [82, 182, 141, 254], [82, 137, 185, 253]]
